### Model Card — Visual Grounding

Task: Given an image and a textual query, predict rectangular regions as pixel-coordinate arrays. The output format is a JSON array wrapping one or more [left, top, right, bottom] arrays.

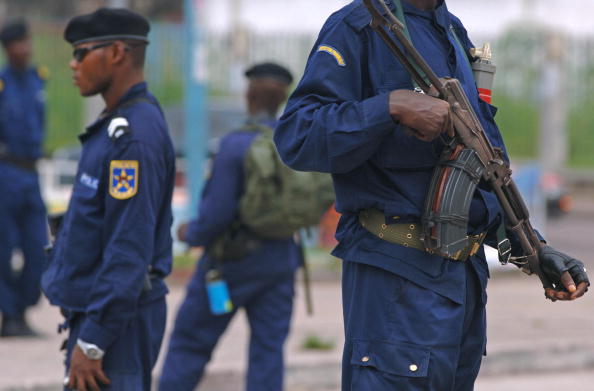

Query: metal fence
[[15, 18, 594, 159]]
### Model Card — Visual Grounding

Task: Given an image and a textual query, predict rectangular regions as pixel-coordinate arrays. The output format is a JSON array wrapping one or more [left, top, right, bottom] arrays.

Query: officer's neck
[[102, 69, 144, 112], [8, 59, 28, 73], [405, 0, 440, 11], [248, 110, 276, 123]]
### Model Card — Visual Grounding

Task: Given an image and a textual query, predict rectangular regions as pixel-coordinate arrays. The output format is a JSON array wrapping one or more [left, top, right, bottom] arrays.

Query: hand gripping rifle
[[362, 0, 551, 289]]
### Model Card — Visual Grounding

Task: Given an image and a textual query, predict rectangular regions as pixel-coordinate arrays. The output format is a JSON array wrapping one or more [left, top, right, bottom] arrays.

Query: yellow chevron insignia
[[317, 45, 346, 67]]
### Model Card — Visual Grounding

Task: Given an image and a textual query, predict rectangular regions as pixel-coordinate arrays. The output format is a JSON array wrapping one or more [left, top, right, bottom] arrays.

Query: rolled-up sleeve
[[185, 134, 250, 247]]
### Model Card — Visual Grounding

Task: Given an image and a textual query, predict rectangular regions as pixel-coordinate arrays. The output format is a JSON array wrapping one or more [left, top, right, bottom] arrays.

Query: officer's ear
[[108, 41, 130, 66]]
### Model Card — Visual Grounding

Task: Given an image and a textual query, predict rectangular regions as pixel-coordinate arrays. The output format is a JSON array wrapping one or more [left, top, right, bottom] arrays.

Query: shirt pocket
[[350, 338, 430, 388], [376, 70, 414, 94], [476, 99, 505, 150], [373, 71, 442, 170], [373, 130, 442, 170]]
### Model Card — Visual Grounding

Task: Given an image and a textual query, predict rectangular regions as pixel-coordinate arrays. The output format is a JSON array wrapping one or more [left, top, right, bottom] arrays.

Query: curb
[[4, 345, 594, 391]]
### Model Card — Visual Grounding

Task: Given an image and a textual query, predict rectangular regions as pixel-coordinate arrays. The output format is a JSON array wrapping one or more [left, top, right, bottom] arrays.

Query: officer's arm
[[77, 139, 168, 351], [274, 19, 396, 174], [185, 134, 248, 247]]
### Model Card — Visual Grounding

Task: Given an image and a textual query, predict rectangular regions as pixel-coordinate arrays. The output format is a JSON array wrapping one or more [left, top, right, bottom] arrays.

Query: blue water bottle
[[206, 269, 233, 315]]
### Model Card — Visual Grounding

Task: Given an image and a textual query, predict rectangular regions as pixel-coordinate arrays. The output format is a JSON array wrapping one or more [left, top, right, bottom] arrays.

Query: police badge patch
[[109, 160, 139, 199]]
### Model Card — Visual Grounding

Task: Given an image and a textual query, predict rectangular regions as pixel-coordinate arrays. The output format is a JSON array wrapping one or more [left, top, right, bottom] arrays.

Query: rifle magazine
[[422, 147, 485, 258]]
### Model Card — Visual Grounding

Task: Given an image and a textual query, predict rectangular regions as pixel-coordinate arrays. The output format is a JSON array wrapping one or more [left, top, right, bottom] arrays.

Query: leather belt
[[358, 208, 486, 261]]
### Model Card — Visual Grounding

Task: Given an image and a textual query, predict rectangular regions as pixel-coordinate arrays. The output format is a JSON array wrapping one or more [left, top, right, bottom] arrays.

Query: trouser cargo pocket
[[350, 338, 430, 390]]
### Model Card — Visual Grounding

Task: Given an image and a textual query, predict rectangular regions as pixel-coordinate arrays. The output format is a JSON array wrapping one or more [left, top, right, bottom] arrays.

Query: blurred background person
[[158, 63, 302, 391], [0, 18, 47, 338]]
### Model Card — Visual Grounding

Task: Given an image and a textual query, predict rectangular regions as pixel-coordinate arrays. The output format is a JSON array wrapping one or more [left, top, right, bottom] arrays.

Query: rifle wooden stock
[[363, 0, 551, 288]]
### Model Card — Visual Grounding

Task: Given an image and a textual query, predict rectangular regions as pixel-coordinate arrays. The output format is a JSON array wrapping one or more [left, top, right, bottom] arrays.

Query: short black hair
[[245, 62, 293, 85], [123, 39, 148, 68], [0, 18, 28, 46]]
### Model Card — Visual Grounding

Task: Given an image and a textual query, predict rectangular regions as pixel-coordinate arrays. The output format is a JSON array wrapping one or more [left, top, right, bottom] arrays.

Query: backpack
[[238, 123, 335, 239]]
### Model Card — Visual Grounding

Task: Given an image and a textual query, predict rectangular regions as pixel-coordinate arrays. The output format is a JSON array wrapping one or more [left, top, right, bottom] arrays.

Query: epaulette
[[344, 2, 374, 32], [107, 117, 131, 140], [37, 65, 50, 81]]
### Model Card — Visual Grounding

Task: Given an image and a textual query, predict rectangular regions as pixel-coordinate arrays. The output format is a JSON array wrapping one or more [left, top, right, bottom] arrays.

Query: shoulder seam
[[343, 2, 372, 32]]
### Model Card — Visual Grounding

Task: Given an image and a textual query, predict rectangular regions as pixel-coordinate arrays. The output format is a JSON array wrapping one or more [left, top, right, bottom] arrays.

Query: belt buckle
[[469, 233, 485, 257]]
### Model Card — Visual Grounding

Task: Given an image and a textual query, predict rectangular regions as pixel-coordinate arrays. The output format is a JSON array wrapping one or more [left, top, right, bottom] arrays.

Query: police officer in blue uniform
[[0, 19, 47, 337], [274, 0, 589, 389], [41, 8, 175, 391], [158, 63, 301, 391]]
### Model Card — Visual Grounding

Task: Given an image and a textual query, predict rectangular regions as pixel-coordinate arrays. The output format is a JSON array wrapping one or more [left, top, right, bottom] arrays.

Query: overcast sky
[[201, 0, 594, 37]]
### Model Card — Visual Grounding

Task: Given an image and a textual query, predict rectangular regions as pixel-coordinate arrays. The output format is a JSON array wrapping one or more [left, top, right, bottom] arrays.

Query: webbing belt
[[358, 208, 486, 261]]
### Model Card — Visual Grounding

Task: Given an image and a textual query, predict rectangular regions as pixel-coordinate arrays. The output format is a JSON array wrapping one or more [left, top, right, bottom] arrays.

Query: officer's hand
[[67, 346, 110, 391], [177, 222, 189, 242], [389, 89, 453, 142], [539, 244, 589, 302]]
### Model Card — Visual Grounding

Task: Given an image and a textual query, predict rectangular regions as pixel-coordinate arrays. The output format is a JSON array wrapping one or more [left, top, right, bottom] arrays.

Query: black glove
[[538, 245, 590, 290]]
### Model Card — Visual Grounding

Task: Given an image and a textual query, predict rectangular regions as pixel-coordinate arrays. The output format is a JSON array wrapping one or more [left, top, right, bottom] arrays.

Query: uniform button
[[409, 364, 418, 372], [361, 356, 370, 363], [409, 224, 415, 230], [381, 224, 387, 230]]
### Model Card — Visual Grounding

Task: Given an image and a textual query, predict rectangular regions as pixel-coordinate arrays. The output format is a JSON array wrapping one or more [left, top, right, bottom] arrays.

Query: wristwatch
[[76, 338, 105, 360]]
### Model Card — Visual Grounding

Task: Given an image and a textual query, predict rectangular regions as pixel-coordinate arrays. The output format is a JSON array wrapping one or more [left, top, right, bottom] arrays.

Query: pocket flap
[[350, 339, 430, 378]]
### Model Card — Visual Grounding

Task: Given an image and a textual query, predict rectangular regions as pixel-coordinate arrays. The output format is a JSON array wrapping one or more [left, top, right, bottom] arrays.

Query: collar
[[401, 0, 450, 28], [5, 64, 30, 79], [79, 82, 148, 142], [246, 113, 277, 129], [346, 0, 449, 32]]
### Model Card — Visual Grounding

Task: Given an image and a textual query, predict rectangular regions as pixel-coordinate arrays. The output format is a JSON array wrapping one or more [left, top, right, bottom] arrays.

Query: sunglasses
[[72, 42, 114, 63]]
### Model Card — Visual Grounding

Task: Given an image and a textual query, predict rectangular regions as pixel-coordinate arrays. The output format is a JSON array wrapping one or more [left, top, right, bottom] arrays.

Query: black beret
[[245, 62, 293, 85], [0, 19, 28, 46], [64, 8, 150, 45]]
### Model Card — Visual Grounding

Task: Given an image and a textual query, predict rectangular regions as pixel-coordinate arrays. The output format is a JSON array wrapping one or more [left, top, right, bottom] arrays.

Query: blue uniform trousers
[[63, 296, 166, 391], [341, 259, 486, 391], [0, 164, 46, 317], [159, 259, 295, 391]]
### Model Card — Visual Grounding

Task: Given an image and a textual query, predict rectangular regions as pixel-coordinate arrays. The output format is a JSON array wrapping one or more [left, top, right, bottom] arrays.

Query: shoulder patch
[[37, 65, 50, 81], [317, 45, 346, 67], [109, 160, 139, 200], [107, 117, 130, 140]]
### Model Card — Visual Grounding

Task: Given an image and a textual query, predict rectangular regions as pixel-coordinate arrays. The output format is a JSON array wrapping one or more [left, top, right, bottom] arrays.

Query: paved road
[[1, 194, 593, 390]]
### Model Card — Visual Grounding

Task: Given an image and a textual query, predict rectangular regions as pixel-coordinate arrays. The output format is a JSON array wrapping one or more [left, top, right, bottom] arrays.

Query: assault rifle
[[362, 0, 551, 288]]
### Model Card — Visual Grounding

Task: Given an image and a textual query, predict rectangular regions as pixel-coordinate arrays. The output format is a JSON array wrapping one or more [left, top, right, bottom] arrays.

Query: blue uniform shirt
[[186, 119, 301, 279], [0, 65, 45, 160], [42, 83, 175, 351], [275, 0, 511, 303]]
